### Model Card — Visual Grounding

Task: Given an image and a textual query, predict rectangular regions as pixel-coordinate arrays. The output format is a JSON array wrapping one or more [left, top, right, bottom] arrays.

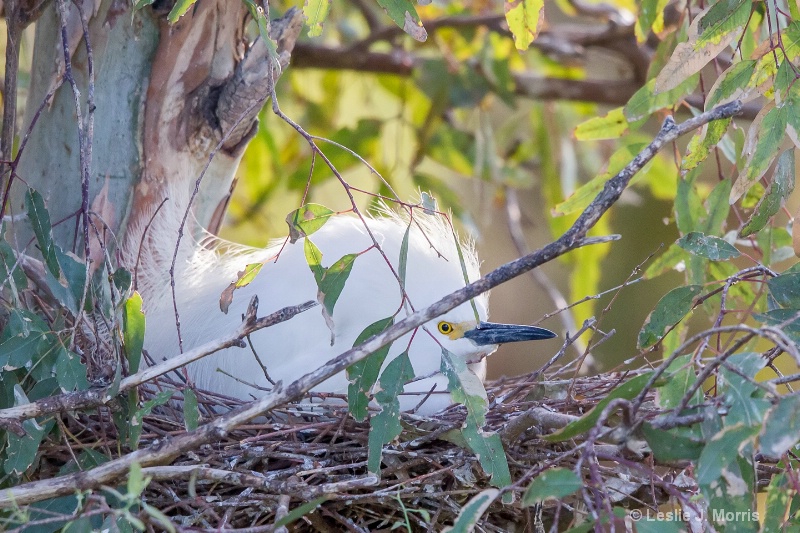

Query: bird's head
[[430, 315, 557, 363]]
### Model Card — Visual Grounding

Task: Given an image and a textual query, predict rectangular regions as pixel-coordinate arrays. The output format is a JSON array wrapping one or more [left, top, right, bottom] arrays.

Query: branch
[[216, 7, 304, 153], [0, 101, 741, 508], [0, 299, 317, 428]]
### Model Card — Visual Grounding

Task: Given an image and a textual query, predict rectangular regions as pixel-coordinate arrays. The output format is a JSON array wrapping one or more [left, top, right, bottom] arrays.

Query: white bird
[[131, 196, 555, 415]]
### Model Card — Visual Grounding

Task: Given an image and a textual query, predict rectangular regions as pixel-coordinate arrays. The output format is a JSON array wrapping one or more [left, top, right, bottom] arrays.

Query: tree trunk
[[11, 0, 301, 265]]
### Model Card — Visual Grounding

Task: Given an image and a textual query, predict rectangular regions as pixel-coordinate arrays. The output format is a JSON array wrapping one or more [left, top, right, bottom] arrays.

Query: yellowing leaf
[[654, 4, 745, 93], [504, 0, 544, 51], [574, 107, 628, 140], [376, 0, 427, 42], [304, 0, 332, 37], [731, 103, 787, 203], [705, 60, 758, 109]]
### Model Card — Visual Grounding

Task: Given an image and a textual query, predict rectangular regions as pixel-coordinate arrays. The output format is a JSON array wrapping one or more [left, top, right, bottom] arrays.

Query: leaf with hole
[[677, 232, 740, 260], [286, 204, 335, 243]]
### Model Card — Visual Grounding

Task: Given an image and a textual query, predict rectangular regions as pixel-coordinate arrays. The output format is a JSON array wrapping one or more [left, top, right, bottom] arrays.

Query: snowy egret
[[131, 198, 556, 415]]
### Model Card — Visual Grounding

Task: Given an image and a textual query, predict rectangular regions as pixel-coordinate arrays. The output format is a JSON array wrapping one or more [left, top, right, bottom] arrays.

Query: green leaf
[[55, 346, 88, 392], [219, 262, 265, 314], [127, 462, 151, 498], [573, 107, 629, 140], [544, 372, 662, 442], [638, 285, 702, 349], [696, 423, 758, 485], [44, 247, 87, 316], [420, 191, 437, 214], [274, 496, 330, 527], [25, 188, 60, 278], [554, 144, 646, 216], [441, 349, 512, 493], [698, 0, 752, 42], [741, 149, 795, 236], [675, 173, 703, 235], [767, 272, 800, 308], [167, 0, 197, 23], [701, 178, 732, 235], [521, 468, 582, 505], [129, 390, 175, 449], [235, 263, 264, 289], [318, 253, 358, 317], [657, 355, 703, 410], [183, 388, 200, 431], [4, 385, 46, 475], [641, 424, 704, 461], [682, 118, 731, 171], [375, 0, 427, 42], [124, 291, 145, 374], [347, 317, 394, 421], [504, 0, 543, 50], [676, 232, 740, 260], [59, 447, 110, 475], [643, 244, 688, 280], [304, 0, 331, 37], [759, 394, 800, 459], [304, 238, 325, 284], [112, 267, 132, 294], [636, 0, 669, 41], [442, 489, 499, 533], [624, 76, 699, 122], [398, 224, 410, 293], [761, 474, 794, 532], [4, 416, 46, 475], [412, 174, 464, 216], [368, 352, 414, 472], [286, 204, 335, 243], [0, 331, 47, 369], [720, 352, 769, 427], [0, 239, 28, 297]]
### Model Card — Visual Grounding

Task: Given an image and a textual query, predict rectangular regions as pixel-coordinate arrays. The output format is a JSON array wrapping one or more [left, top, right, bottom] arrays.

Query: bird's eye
[[438, 321, 453, 334]]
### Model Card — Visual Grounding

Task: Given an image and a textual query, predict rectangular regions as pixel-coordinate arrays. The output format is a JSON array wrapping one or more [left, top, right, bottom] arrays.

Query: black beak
[[462, 321, 557, 346]]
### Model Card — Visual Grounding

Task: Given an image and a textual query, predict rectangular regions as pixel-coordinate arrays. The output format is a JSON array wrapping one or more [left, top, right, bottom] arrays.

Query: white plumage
[[129, 193, 554, 415]]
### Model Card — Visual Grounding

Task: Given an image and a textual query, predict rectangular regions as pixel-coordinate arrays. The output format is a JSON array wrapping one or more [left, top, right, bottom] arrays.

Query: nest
[[19, 366, 681, 532]]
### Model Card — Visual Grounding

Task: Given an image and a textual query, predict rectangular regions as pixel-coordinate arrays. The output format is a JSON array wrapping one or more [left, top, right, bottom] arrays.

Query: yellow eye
[[438, 321, 453, 334]]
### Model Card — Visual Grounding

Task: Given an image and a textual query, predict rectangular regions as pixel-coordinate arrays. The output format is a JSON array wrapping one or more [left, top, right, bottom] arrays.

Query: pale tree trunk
[[10, 0, 302, 264]]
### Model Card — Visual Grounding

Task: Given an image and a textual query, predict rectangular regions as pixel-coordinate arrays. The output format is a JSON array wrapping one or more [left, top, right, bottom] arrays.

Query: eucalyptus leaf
[[347, 317, 394, 421]]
